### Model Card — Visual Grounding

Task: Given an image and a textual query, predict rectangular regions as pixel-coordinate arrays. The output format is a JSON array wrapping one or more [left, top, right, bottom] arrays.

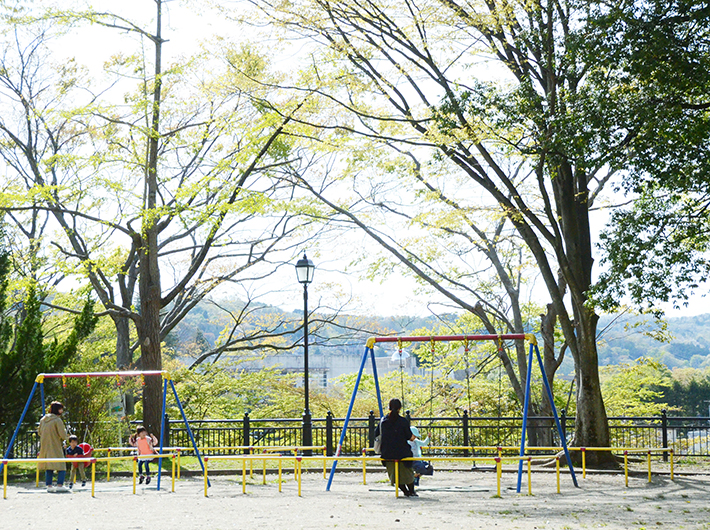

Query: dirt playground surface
[[2, 467, 710, 529]]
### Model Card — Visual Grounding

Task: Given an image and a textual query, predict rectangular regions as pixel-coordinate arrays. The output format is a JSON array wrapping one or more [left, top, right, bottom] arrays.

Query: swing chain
[[86, 375, 90, 388], [62, 376, 66, 388]]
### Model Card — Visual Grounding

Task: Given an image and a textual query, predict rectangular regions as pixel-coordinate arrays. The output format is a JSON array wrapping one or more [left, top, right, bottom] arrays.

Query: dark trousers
[[139, 459, 151, 476], [45, 470, 66, 486]]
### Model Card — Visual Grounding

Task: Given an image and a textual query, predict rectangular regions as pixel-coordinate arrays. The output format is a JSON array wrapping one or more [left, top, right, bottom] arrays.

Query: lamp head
[[295, 253, 315, 285]]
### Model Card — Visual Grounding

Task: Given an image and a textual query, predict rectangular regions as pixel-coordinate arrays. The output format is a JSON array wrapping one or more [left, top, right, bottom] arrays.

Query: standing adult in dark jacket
[[379, 398, 417, 497]]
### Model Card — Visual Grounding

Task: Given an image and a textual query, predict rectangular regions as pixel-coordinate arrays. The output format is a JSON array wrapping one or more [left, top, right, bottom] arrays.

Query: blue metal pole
[[326, 346, 371, 491], [169, 379, 210, 487], [39, 381, 45, 415], [1, 381, 38, 474], [533, 343, 579, 487], [516, 342, 535, 493], [157, 377, 168, 491], [369, 347, 384, 418]]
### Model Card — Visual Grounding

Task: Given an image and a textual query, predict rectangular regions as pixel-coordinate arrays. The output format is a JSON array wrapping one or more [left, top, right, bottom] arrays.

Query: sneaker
[[146, 476, 151, 485], [68, 483, 73, 489], [55, 485, 69, 493], [81, 481, 86, 487], [46, 485, 56, 493], [139, 475, 145, 484]]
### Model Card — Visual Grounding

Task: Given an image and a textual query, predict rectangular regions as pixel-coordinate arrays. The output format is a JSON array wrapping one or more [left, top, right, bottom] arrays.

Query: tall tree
[[244, 0, 641, 461], [0, 3, 311, 435]]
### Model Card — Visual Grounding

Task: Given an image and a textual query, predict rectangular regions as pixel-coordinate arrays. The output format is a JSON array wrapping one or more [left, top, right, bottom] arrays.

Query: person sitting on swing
[[129, 426, 159, 485], [408, 426, 432, 486], [65, 435, 87, 488], [377, 398, 418, 497]]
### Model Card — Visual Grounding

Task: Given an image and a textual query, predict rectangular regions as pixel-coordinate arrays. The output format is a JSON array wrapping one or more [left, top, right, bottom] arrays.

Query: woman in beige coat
[[38, 401, 68, 492]]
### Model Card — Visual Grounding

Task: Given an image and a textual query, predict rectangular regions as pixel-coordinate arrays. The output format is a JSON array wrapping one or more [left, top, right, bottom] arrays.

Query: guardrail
[[2, 444, 675, 499], [2, 453, 177, 499], [5, 411, 707, 459]]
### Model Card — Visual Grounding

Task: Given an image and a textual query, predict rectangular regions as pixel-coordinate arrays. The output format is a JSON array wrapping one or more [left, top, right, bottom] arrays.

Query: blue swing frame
[[1, 371, 210, 491], [326, 334, 578, 491]]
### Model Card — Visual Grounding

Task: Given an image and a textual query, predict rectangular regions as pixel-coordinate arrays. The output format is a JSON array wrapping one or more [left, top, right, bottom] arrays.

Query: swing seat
[[70, 443, 93, 468]]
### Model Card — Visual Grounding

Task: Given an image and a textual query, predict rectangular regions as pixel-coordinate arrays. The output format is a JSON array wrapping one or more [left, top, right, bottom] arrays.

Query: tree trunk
[[138, 240, 163, 437], [115, 316, 132, 369], [572, 308, 611, 465]]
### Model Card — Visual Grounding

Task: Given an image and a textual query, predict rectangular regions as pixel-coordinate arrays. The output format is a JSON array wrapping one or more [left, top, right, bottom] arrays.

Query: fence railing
[[5, 411, 710, 459]]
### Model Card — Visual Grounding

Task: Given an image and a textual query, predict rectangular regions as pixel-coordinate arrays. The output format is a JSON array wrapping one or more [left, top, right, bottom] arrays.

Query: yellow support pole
[[36, 461, 39, 488], [249, 447, 253, 479], [556, 456, 560, 494], [262, 457, 266, 485], [496, 457, 501, 497], [527, 457, 532, 496], [297, 457, 302, 497], [624, 451, 629, 487], [242, 458, 247, 495], [323, 447, 327, 479], [177, 449, 181, 480], [395, 461, 400, 498], [132, 457, 137, 495], [3, 460, 7, 500], [670, 449, 674, 481], [647, 451, 652, 483], [91, 460, 96, 498], [106, 449, 111, 483], [204, 458, 209, 498], [293, 449, 298, 481], [172, 454, 176, 492], [362, 449, 367, 485], [582, 448, 586, 479], [278, 458, 283, 492]]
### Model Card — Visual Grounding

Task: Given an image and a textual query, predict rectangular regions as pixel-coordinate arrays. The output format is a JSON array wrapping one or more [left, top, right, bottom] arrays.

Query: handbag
[[373, 417, 385, 454]]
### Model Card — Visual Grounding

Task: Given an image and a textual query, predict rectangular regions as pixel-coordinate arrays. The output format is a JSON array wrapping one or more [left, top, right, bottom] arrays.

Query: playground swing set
[[1, 370, 209, 492], [1, 334, 580, 498], [326, 333, 579, 493]]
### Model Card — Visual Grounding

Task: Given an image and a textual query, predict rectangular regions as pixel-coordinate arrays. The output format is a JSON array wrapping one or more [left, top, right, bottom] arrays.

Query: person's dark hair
[[388, 398, 402, 415], [68, 434, 78, 443], [135, 426, 147, 435], [49, 401, 64, 415]]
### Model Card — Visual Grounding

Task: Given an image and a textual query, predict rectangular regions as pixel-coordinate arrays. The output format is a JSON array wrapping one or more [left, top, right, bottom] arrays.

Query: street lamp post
[[295, 253, 315, 454]]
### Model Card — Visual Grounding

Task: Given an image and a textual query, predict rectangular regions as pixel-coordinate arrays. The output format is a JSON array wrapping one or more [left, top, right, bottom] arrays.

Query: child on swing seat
[[408, 426, 431, 486], [129, 426, 159, 485], [65, 435, 87, 488]]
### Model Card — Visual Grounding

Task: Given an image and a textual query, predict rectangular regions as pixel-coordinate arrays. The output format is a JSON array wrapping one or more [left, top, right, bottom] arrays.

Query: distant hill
[[597, 313, 710, 370], [163, 298, 453, 361], [165, 298, 710, 370]]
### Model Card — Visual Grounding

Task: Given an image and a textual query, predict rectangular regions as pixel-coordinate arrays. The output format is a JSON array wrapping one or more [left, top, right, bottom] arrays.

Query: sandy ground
[[2, 467, 710, 530]]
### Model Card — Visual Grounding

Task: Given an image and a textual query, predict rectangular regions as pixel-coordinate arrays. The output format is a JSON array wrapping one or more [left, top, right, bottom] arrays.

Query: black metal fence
[[5, 411, 710, 459]]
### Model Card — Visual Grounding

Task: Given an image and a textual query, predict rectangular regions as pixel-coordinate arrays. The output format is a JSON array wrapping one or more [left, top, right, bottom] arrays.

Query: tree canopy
[[590, 0, 710, 310]]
